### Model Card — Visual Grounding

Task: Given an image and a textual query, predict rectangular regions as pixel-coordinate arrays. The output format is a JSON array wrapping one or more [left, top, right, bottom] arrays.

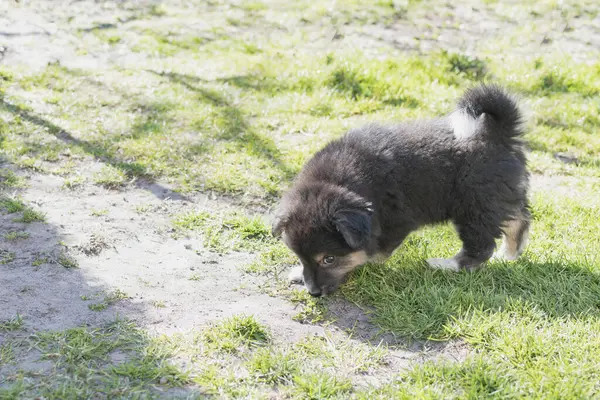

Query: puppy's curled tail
[[451, 84, 524, 142]]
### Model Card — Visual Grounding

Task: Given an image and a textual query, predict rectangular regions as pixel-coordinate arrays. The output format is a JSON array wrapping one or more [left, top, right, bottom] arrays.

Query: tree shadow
[[78, 23, 118, 33], [148, 70, 296, 182], [216, 74, 285, 93], [77, 13, 143, 33], [0, 152, 146, 324], [0, 96, 188, 201], [536, 113, 599, 136], [0, 156, 209, 397], [0, 31, 48, 37], [356, 30, 422, 54]]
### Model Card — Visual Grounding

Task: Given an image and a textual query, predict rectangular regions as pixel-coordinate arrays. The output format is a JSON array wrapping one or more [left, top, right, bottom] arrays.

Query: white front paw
[[288, 265, 304, 284], [426, 258, 460, 272]]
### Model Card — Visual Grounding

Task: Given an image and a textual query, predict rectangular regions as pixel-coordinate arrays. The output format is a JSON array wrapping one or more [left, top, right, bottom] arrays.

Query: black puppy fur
[[272, 84, 530, 297]]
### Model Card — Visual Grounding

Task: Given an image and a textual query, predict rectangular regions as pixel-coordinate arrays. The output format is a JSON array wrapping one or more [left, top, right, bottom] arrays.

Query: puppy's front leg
[[426, 258, 461, 272], [427, 222, 496, 272], [288, 265, 304, 284]]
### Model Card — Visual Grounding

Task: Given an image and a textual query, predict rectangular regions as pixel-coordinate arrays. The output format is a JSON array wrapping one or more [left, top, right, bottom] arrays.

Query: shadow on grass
[[78, 23, 118, 32], [78, 13, 143, 33], [215, 74, 285, 93], [333, 256, 600, 342], [0, 31, 49, 37], [0, 96, 188, 201], [148, 70, 296, 182], [535, 113, 600, 136], [0, 156, 199, 396]]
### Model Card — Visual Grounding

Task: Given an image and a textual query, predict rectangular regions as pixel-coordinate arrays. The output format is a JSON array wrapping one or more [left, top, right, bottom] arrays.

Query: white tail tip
[[450, 111, 478, 139]]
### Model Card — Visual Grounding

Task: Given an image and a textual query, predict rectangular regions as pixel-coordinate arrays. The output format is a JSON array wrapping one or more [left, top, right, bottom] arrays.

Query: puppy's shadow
[[322, 256, 600, 346]]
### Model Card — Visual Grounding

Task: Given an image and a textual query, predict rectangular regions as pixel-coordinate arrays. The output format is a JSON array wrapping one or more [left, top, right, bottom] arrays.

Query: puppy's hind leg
[[493, 211, 530, 261], [427, 223, 496, 272]]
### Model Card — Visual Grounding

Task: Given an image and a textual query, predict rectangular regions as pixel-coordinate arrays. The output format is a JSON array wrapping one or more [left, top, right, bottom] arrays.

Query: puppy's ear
[[271, 213, 287, 238], [333, 204, 373, 249], [271, 194, 296, 238]]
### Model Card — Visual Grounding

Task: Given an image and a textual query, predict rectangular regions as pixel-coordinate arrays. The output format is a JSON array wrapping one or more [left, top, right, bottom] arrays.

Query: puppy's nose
[[308, 289, 322, 297]]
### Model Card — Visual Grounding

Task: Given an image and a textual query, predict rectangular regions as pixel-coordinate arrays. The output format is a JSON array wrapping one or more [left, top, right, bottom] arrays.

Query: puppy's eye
[[323, 255, 335, 265]]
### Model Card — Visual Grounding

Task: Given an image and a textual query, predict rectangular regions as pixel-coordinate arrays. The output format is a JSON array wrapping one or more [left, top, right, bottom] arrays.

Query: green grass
[[93, 165, 128, 189], [0, 196, 26, 213], [164, 140, 600, 397], [337, 192, 600, 340], [90, 208, 108, 217], [9, 318, 192, 397], [0, 249, 16, 264], [245, 347, 299, 384], [1, 10, 597, 200], [13, 207, 46, 223], [83, 289, 129, 311], [0, 314, 389, 397], [152, 300, 166, 308], [3, 230, 30, 241], [191, 319, 390, 397], [327, 192, 600, 397], [0, 314, 24, 332], [62, 175, 86, 189], [0, 169, 24, 188], [200, 314, 270, 354], [32, 256, 49, 267], [286, 289, 329, 324], [294, 373, 353, 399], [0, 343, 15, 366], [188, 273, 202, 281], [173, 210, 274, 253], [57, 252, 79, 269]]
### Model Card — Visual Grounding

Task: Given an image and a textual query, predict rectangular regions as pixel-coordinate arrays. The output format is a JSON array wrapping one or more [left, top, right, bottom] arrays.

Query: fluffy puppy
[[272, 84, 530, 297]]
